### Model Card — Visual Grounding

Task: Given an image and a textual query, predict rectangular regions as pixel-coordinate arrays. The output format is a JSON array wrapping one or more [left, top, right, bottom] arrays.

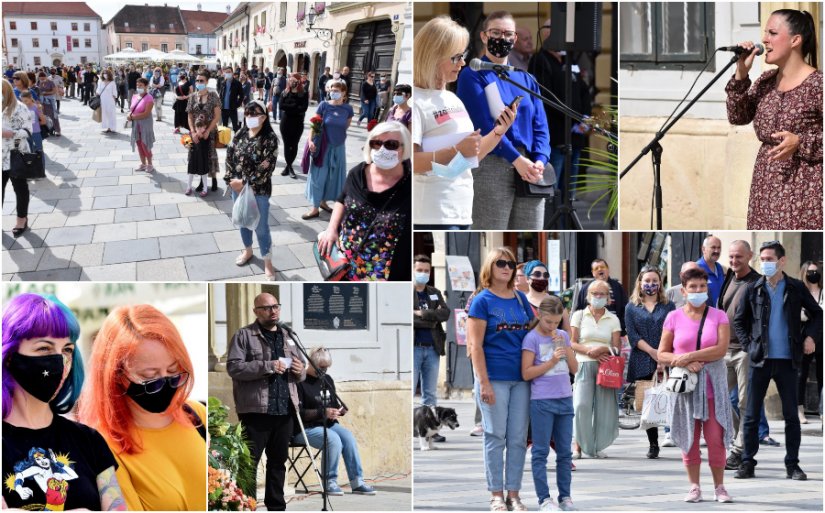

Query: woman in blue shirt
[[457, 11, 551, 230], [304, 80, 354, 220], [468, 247, 534, 511]]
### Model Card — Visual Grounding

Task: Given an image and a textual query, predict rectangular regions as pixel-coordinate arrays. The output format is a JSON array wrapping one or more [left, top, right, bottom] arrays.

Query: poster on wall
[[303, 283, 369, 330], [446, 255, 476, 292]]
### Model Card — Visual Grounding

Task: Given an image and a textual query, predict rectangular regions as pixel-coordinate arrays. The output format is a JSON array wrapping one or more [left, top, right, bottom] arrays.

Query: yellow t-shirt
[[111, 400, 207, 511], [570, 307, 621, 363]]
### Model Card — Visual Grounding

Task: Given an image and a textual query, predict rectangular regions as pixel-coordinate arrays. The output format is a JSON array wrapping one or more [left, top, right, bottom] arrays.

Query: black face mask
[[530, 279, 549, 293], [8, 353, 66, 404], [125, 380, 178, 414], [486, 37, 515, 59], [807, 270, 821, 284]]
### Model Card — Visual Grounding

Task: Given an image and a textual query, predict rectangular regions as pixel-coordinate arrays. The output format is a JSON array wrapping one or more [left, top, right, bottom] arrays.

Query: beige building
[[103, 4, 187, 55], [619, 2, 822, 229]]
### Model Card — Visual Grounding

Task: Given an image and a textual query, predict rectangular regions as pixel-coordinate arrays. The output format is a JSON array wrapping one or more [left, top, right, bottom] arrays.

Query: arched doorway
[[274, 50, 287, 72], [345, 19, 395, 113]]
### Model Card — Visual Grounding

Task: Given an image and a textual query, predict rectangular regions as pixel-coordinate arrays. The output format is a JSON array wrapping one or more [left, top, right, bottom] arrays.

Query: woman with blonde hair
[[2, 79, 33, 237], [570, 279, 622, 459], [413, 16, 516, 230], [78, 304, 206, 511], [468, 247, 533, 511], [625, 265, 675, 458]]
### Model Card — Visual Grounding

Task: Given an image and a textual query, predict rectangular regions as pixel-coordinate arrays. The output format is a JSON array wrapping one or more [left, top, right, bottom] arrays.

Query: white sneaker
[[558, 498, 577, 511], [594, 451, 608, 459], [662, 433, 676, 447], [539, 498, 559, 511]]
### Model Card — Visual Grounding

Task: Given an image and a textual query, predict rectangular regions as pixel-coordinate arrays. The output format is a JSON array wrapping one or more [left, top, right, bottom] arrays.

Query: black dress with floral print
[[223, 129, 279, 196]]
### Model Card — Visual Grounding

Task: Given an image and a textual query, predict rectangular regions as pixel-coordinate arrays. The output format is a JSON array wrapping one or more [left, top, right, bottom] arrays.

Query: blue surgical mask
[[686, 292, 708, 307], [195, 83, 206, 91], [414, 272, 430, 285], [589, 297, 607, 309], [392, 94, 405, 105], [431, 151, 473, 180], [329, 91, 342, 101], [761, 261, 778, 277]]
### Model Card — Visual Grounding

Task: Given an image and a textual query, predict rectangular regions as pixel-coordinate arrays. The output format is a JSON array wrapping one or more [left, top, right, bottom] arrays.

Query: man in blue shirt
[[733, 241, 822, 481], [697, 235, 725, 306]]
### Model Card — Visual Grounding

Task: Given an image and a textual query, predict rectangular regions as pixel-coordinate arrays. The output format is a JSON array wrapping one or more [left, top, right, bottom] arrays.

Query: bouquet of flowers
[[309, 114, 323, 157], [180, 134, 193, 148], [208, 466, 256, 511]]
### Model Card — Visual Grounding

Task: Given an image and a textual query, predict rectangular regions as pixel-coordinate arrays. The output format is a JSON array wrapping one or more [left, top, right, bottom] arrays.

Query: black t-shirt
[[336, 161, 411, 281], [2, 415, 117, 511]]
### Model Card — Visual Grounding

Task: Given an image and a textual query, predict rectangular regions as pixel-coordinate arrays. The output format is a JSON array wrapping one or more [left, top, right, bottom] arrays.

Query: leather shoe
[[432, 434, 446, 443], [646, 445, 659, 459], [786, 465, 807, 480], [734, 462, 755, 479], [281, 167, 290, 176], [725, 452, 742, 470], [760, 436, 780, 447]]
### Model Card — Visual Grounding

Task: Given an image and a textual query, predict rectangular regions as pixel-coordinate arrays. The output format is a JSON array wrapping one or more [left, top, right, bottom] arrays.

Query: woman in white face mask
[[316, 120, 411, 281]]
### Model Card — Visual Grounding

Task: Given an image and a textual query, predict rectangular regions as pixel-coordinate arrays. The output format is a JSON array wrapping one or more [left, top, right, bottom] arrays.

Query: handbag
[[513, 163, 556, 198], [634, 378, 655, 412], [10, 130, 45, 179], [88, 94, 101, 110], [640, 372, 674, 428], [665, 306, 709, 394], [596, 346, 625, 389]]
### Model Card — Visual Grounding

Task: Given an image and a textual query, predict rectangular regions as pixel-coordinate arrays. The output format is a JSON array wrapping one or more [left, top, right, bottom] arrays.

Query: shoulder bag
[[10, 129, 45, 180], [665, 307, 709, 394], [514, 163, 556, 198]]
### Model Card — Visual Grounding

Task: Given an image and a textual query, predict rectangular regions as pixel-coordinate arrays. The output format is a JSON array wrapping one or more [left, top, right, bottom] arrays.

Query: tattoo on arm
[[96, 466, 127, 511]]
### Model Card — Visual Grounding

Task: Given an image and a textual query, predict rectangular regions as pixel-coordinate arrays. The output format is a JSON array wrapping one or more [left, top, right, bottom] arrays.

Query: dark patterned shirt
[[224, 128, 279, 196], [260, 326, 290, 416], [625, 301, 675, 381]]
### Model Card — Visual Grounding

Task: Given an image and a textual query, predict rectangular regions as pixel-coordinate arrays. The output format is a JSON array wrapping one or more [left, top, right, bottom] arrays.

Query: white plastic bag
[[232, 183, 260, 230], [640, 382, 675, 429]]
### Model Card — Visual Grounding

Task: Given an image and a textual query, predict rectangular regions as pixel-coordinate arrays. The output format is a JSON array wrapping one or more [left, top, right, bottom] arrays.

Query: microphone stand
[[279, 322, 332, 511], [619, 53, 740, 229]]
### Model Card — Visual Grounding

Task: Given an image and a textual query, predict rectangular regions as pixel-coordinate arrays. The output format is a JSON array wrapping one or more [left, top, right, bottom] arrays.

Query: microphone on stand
[[468, 58, 517, 73], [717, 43, 765, 56]]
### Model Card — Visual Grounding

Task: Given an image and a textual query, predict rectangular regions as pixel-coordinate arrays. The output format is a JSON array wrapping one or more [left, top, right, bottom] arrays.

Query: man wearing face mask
[[733, 241, 822, 481], [413, 254, 451, 441], [456, 10, 551, 230], [218, 66, 244, 131], [226, 293, 306, 511], [697, 235, 727, 306]]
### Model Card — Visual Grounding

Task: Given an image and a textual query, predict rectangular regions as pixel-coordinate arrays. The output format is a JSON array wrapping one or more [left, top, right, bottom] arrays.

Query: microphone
[[718, 43, 765, 56], [468, 58, 517, 73], [275, 321, 294, 335]]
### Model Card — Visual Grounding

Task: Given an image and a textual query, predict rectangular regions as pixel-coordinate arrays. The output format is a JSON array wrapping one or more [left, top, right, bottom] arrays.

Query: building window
[[84, 22, 91, 31], [34, 57, 41, 66], [196, 44, 202, 54], [73, 38, 79, 48], [71, 22, 78, 31], [279, 4, 287, 27], [150, 23, 155, 30], [124, 22, 129, 28], [161, 43, 168, 52], [261, 11, 266, 28], [222, 35, 227, 49], [176, 43, 182, 50], [85, 38, 92, 48], [297, 2, 306, 22], [50, 22, 58, 31], [31, 22, 38, 30], [126, 42, 133, 48], [9, 21, 16, 30], [253, 15, 258, 30], [32, 38, 39, 48], [13, 57, 17, 64], [10, 38, 18, 48], [81, 56, 87, 64], [620, 2, 715, 71], [142, 43, 148, 51], [52, 38, 59, 48]]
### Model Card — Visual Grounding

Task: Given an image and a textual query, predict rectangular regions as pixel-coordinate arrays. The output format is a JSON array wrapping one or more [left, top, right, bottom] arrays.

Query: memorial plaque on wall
[[303, 284, 369, 330]]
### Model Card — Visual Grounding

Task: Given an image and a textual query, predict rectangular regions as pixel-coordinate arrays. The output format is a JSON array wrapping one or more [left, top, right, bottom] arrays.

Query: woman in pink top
[[659, 267, 734, 504], [127, 77, 156, 172]]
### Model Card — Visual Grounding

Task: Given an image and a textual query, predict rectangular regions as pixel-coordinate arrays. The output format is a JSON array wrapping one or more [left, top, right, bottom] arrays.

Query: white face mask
[[224, 73, 232, 80], [329, 91, 342, 101], [246, 116, 261, 129], [136, 87, 145, 95], [371, 147, 400, 170]]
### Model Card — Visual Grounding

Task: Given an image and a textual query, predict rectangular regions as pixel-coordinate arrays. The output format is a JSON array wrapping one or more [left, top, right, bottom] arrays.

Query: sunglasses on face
[[495, 259, 516, 270], [450, 51, 469, 65], [530, 271, 550, 279], [368, 139, 401, 150], [131, 372, 189, 395]]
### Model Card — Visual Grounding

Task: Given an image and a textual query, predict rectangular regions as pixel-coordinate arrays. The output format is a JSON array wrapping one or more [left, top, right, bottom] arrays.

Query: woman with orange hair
[[78, 304, 206, 511]]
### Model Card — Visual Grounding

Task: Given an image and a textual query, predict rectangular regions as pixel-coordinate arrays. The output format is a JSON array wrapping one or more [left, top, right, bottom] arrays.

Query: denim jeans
[[414, 345, 440, 406], [231, 190, 272, 258], [297, 424, 366, 489], [741, 359, 800, 468], [476, 380, 530, 492], [358, 100, 377, 123], [271, 94, 281, 120], [530, 397, 574, 504], [730, 384, 770, 440]]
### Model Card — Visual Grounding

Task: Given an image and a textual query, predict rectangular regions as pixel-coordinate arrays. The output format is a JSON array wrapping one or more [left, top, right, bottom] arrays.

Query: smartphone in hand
[[496, 96, 523, 126]]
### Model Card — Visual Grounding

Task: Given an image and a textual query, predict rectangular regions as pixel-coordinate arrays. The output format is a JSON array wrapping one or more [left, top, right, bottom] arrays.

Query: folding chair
[[287, 433, 323, 494]]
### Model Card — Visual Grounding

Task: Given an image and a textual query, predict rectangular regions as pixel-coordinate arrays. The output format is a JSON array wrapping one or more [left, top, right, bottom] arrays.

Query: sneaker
[[786, 465, 807, 481], [734, 462, 755, 479], [714, 485, 732, 503], [199, 189, 208, 198], [470, 425, 484, 437], [558, 498, 577, 511], [352, 484, 377, 495], [594, 451, 608, 459], [725, 452, 742, 470], [539, 498, 559, 511], [326, 482, 344, 496], [662, 433, 676, 447], [760, 436, 780, 447], [135, 164, 146, 172], [185, 187, 193, 196], [684, 485, 702, 503], [433, 434, 446, 443]]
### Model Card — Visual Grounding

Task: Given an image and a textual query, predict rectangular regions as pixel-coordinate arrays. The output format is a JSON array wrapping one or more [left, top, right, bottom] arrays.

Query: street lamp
[[306, 5, 332, 44]]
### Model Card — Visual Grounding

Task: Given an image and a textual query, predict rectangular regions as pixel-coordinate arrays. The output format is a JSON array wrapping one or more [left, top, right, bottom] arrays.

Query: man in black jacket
[[412, 255, 451, 441], [733, 241, 822, 481], [219, 66, 244, 131], [82, 64, 96, 105]]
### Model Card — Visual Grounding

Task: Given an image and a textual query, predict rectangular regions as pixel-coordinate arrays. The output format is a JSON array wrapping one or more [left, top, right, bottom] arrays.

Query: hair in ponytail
[[527, 295, 565, 330], [773, 9, 818, 68]]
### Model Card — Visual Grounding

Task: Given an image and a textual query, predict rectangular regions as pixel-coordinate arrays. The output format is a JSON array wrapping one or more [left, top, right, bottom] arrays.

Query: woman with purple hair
[[2, 293, 126, 511]]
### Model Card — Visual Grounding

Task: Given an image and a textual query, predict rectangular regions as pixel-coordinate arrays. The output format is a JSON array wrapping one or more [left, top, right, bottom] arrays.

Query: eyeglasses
[[132, 372, 189, 395], [449, 51, 469, 65], [486, 28, 517, 39], [368, 139, 401, 151], [530, 271, 550, 279], [245, 110, 265, 117], [255, 304, 281, 312], [494, 259, 516, 270]]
